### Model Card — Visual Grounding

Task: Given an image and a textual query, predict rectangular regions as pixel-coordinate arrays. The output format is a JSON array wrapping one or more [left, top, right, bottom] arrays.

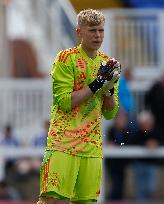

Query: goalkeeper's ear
[[76, 26, 82, 44]]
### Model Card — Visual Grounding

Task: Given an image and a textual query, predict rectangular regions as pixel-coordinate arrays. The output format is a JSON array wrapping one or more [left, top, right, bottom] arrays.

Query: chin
[[94, 43, 102, 49], [93, 45, 101, 50], [90, 44, 100, 50]]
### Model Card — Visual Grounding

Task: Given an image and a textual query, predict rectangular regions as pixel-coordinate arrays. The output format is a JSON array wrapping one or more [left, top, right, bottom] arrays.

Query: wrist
[[103, 95, 116, 110], [89, 77, 105, 94]]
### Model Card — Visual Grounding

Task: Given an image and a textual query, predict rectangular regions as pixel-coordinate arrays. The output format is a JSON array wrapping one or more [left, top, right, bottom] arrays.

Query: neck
[[81, 45, 97, 59]]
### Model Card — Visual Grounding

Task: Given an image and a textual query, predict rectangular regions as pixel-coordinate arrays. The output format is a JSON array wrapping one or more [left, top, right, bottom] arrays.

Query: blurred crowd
[[105, 68, 164, 201], [0, 120, 49, 201]]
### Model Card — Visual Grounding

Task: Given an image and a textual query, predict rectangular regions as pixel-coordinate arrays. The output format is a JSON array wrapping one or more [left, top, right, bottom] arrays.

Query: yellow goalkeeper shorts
[[40, 150, 102, 202]]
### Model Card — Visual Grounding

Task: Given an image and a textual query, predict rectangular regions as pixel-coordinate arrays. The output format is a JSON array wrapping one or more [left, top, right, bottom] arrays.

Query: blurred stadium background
[[0, 0, 164, 203]]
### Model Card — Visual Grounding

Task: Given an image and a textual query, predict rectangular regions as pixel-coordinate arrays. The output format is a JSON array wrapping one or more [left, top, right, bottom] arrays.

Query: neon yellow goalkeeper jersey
[[46, 44, 119, 157]]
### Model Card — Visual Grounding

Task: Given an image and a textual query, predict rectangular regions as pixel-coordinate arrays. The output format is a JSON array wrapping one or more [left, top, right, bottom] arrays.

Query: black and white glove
[[89, 58, 121, 94], [102, 58, 121, 96]]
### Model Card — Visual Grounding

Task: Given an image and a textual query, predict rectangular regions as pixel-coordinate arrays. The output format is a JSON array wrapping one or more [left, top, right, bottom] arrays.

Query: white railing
[[0, 79, 153, 145], [1, 146, 164, 159], [101, 9, 164, 72], [0, 79, 52, 145]]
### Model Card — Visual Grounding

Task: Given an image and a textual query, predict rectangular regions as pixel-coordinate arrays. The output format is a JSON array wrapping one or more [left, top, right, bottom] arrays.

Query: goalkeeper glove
[[89, 58, 121, 94], [102, 58, 121, 96]]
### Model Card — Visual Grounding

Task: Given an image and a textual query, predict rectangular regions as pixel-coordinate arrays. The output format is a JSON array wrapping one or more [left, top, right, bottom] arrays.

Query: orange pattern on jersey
[[50, 171, 58, 187], [48, 114, 101, 154], [74, 80, 83, 91], [64, 119, 92, 139], [76, 57, 87, 70], [58, 48, 80, 63], [99, 52, 109, 60], [73, 72, 86, 91], [72, 106, 80, 118], [43, 158, 50, 193], [50, 130, 56, 138], [79, 72, 86, 79]]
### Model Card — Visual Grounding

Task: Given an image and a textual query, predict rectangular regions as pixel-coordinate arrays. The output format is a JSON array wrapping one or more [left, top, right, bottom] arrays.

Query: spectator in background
[[31, 120, 49, 172], [145, 74, 164, 144], [105, 110, 131, 201], [0, 124, 19, 174], [118, 66, 135, 115], [0, 180, 21, 200], [0, 124, 19, 147], [0, 180, 12, 200], [132, 110, 161, 201], [33, 120, 49, 147]]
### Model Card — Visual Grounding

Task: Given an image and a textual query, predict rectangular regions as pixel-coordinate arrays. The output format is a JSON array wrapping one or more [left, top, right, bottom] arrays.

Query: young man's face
[[77, 22, 104, 52]]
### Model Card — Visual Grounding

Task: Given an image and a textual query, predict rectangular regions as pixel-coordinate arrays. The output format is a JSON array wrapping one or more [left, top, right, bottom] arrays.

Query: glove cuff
[[105, 87, 114, 96], [89, 77, 105, 94]]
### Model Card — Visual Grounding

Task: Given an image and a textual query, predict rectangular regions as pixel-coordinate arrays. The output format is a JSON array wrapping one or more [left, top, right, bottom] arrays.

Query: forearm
[[103, 95, 116, 110], [71, 86, 93, 108]]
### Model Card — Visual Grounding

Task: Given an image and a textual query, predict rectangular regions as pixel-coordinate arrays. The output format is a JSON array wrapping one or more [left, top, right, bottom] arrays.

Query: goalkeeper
[[37, 8, 121, 204]]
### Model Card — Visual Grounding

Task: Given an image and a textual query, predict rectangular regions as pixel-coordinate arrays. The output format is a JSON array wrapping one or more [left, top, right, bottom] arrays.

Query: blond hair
[[77, 9, 105, 26]]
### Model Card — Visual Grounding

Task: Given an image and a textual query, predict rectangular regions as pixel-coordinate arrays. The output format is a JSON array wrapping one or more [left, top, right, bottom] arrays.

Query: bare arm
[[103, 95, 116, 111], [71, 86, 93, 109]]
